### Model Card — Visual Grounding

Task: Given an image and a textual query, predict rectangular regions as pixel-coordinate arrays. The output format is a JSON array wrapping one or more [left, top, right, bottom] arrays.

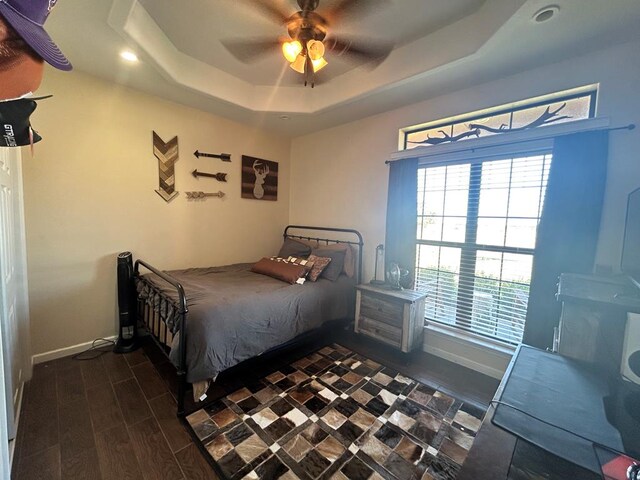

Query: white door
[[0, 146, 18, 437], [0, 334, 9, 479], [0, 146, 26, 477], [0, 330, 11, 479]]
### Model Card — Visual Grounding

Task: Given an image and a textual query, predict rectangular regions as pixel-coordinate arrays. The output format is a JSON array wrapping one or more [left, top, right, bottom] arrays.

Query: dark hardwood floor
[[11, 332, 500, 479]]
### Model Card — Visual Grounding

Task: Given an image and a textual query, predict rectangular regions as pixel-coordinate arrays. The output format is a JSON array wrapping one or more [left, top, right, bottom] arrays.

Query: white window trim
[[417, 138, 553, 167]]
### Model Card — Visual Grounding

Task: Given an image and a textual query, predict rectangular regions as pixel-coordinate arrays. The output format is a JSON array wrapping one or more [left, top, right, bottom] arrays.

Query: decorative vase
[[387, 263, 401, 290]]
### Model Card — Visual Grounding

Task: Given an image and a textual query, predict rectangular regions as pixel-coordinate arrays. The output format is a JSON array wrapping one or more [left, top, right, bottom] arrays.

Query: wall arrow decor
[[192, 169, 227, 182], [153, 131, 179, 202], [194, 150, 231, 162], [186, 191, 225, 199]]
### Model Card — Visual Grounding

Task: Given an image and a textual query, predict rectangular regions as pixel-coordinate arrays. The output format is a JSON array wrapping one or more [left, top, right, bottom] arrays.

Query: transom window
[[415, 151, 552, 345], [402, 89, 595, 151]]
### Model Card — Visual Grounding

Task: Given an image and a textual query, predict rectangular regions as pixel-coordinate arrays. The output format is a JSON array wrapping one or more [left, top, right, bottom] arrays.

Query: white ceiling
[[135, 0, 485, 86], [45, 0, 640, 136]]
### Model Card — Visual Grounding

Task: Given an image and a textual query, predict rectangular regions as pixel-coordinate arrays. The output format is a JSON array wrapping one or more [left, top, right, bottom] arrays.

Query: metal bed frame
[[134, 225, 364, 417]]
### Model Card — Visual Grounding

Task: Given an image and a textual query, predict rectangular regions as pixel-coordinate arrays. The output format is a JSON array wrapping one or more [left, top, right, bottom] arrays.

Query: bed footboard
[[134, 259, 189, 416]]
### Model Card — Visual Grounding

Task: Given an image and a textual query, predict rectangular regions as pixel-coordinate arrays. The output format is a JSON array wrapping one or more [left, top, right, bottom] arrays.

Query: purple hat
[[0, 0, 71, 70]]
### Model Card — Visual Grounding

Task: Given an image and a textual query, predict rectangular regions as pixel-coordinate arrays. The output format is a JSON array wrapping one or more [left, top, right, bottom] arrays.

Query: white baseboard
[[9, 381, 25, 471], [31, 336, 118, 365], [423, 326, 512, 379]]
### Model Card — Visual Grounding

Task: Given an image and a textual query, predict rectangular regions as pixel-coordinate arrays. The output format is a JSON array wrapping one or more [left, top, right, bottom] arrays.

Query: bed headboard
[[283, 225, 364, 284]]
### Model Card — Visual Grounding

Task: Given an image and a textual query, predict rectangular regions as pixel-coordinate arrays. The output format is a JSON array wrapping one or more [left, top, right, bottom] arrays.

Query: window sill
[[425, 322, 517, 354], [423, 322, 515, 379]]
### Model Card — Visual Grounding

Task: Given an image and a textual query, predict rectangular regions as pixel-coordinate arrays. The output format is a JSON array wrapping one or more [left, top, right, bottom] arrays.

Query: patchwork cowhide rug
[[185, 344, 485, 480]]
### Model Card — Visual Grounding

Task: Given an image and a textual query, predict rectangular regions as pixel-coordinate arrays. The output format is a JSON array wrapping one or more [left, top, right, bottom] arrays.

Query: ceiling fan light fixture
[[222, 0, 395, 88], [311, 57, 328, 73], [307, 39, 325, 61], [282, 40, 303, 63], [290, 54, 306, 73]]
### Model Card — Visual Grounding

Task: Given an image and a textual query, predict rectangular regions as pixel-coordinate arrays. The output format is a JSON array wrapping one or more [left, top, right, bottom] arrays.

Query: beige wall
[[289, 40, 640, 282], [25, 69, 291, 355], [23, 40, 640, 358]]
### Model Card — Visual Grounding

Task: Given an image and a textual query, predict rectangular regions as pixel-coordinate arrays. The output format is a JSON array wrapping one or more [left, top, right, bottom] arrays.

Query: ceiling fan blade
[[325, 36, 393, 66], [239, 0, 292, 24], [321, 0, 390, 23], [222, 38, 283, 63]]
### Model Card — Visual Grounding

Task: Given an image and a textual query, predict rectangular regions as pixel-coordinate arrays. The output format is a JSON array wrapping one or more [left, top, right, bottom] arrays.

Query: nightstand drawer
[[358, 316, 402, 347], [355, 285, 427, 353], [360, 293, 403, 327]]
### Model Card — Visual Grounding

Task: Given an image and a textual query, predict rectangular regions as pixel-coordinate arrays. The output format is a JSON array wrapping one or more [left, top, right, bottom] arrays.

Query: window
[[402, 89, 595, 151], [406, 88, 598, 346], [415, 151, 552, 345]]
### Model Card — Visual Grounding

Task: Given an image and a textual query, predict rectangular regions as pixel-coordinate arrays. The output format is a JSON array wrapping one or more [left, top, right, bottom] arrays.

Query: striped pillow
[[286, 256, 315, 277]]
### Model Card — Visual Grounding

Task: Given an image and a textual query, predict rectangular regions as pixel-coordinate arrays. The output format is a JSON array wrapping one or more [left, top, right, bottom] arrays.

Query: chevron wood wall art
[[152, 131, 179, 202]]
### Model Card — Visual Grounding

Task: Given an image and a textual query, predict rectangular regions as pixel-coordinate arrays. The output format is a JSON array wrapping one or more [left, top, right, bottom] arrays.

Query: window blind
[[415, 153, 552, 345]]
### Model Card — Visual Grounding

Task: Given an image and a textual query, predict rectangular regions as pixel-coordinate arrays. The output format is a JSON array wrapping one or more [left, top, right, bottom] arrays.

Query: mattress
[[137, 263, 356, 383]]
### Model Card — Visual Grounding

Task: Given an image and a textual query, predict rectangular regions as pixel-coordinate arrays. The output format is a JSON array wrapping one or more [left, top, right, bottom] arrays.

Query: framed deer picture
[[241, 155, 278, 201]]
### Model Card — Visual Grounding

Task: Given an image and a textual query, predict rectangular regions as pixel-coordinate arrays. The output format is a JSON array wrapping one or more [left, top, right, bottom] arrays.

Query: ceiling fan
[[222, 0, 393, 87]]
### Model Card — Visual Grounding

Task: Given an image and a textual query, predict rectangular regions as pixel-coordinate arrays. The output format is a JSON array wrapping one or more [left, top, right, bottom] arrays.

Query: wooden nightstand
[[354, 284, 427, 353]]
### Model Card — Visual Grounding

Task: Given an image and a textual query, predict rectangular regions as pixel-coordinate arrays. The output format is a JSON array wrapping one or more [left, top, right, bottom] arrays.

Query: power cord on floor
[[71, 338, 115, 361]]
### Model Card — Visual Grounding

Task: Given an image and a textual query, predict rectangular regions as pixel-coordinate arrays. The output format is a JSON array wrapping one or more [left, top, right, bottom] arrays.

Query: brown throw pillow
[[251, 257, 306, 284], [307, 254, 332, 282]]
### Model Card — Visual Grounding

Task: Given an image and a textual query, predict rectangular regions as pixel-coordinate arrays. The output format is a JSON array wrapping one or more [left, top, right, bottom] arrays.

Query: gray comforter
[[139, 263, 355, 383]]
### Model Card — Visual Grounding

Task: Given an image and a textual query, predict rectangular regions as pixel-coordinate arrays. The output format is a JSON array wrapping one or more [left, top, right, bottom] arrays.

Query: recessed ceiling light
[[120, 50, 139, 63], [279, 115, 290, 120], [533, 5, 559, 23]]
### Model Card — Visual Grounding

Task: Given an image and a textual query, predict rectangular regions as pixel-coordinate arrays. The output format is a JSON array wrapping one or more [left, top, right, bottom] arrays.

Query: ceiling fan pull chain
[[307, 54, 313, 86]]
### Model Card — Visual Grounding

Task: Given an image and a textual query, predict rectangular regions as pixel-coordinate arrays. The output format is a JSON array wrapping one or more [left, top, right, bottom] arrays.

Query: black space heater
[[115, 251, 139, 353]]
